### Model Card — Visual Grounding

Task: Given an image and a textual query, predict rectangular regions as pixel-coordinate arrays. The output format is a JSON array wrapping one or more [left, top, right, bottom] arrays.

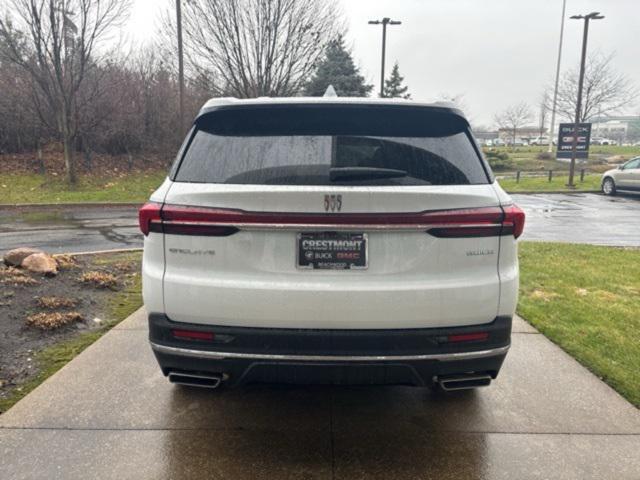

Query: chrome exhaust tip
[[436, 374, 492, 391], [168, 371, 223, 389]]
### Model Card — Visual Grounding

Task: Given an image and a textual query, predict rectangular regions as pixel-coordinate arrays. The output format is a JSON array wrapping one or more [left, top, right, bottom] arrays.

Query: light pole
[[368, 17, 401, 98], [567, 11, 604, 187], [548, 0, 567, 153], [176, 0, 185, 134]]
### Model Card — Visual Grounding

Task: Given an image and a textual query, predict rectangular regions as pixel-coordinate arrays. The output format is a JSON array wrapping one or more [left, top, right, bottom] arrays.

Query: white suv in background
[[140, 98, 525, 391]]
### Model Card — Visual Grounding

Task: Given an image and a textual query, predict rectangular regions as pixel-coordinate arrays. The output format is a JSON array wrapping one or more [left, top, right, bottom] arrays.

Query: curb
[[1, 247, 143, 263], [506, 190, 601, 195], [54, 248, 143, 257], [0, 202, 141, 210]]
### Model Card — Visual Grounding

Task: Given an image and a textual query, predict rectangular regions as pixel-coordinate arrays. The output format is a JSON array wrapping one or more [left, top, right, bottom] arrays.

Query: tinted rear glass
[[174, 105, 489, 186]]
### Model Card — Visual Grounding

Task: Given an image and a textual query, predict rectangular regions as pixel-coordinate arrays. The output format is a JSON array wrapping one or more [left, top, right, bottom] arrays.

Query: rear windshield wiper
[[329, 166, 408, 182]]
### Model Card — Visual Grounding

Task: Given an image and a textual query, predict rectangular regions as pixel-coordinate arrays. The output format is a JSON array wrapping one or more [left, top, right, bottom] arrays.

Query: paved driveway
[[1, 309, 639, 479]]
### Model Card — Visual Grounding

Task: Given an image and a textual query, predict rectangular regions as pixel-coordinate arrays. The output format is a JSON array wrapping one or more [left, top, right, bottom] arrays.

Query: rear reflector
[[447, 332, 489, 343], [172, 329, 215, 341]]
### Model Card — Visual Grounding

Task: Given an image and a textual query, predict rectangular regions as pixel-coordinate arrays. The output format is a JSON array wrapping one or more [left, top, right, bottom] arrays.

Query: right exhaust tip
[[168, 371, 223, 389], [436, 374, 492, 391]]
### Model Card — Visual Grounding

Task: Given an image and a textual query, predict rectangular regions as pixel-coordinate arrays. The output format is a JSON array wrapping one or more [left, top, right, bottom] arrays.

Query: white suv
[[140, 98, 524, 391]]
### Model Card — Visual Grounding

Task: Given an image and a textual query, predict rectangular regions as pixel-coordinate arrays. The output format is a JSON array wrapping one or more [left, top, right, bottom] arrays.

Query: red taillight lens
[[447, 332, 489, 343], [502, 204, 526, 239], [172, 329, 214, 341], [142, 204, 525, 238], [139, 202, 162, 236], [424, 207, 504, 238], [161, 205, 239, 236]]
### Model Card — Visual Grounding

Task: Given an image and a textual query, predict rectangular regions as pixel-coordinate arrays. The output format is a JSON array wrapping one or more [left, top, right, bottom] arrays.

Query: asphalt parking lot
[[512, 192, 640, 246], [1, 308, 639, 479], [1, 193, 639, 257]]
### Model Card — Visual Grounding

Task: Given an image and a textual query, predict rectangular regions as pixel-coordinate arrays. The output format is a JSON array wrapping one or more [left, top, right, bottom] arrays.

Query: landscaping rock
[[3, 248, 44, 267], [22, 253, 58, 276]]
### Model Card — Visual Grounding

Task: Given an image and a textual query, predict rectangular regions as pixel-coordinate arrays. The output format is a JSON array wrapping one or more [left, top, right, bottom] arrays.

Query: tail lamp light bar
[[139, 203, 525, 239]]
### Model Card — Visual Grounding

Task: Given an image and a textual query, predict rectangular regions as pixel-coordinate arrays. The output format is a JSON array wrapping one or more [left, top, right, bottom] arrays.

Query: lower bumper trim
[[149, 342, 510, 363]]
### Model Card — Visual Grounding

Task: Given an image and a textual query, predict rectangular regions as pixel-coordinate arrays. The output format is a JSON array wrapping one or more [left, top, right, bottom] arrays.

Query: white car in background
[[140, 97, 525, 392], [592, 137, 616, 146], [529, 136, 550, 146], [602, 157, 640, 195]]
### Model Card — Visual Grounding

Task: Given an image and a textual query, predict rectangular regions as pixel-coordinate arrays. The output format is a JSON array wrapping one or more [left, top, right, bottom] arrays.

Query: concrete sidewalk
[[1, 308, 639, 479]]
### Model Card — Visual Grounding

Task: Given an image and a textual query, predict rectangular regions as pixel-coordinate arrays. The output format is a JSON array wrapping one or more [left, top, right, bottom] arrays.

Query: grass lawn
[[518, 242, 640, 407], [498, 174, 601, 192], [0, 171, 167, 204], [0, 170, 603, 203]]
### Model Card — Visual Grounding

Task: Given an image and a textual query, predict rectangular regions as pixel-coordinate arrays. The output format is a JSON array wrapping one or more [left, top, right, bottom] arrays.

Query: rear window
[[173, 105, 490, 186]]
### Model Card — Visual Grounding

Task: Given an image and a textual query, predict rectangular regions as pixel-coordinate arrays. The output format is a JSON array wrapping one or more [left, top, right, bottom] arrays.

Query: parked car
[[505, 137, 528, 147], [602, 157, 640, 195], [592, 137, 616, 146], [140, 97, 525, 391], [492, 138, 506, 147], [529, 136, 550, 146]]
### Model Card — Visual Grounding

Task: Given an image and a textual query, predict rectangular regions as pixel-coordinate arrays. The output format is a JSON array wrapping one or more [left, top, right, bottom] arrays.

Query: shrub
[[484, 150, 515, 171], [536, 152, 553, 160], [26, 312, 84, 330], [79, 271, 118, 289]]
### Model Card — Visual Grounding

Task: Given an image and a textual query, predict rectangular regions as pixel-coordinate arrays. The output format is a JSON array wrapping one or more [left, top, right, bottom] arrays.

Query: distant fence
[[496, 169, 591, 183]]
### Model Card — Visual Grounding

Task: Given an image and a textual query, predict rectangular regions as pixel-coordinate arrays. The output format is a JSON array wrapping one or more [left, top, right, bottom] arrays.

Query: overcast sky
[[126, 0, 640, 126]]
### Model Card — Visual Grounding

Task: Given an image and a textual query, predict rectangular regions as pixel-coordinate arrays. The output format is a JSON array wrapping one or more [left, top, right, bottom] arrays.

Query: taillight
[[161, 205, 239, 236], [502, 204, 526, 239], [424, 207, 504, 238], [139, 203, 525, 238], [138, 202, 162, 236]]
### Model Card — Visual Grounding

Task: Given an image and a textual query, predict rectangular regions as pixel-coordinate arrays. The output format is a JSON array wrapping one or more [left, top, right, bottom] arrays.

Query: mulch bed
[[0, 253, 140, 403]]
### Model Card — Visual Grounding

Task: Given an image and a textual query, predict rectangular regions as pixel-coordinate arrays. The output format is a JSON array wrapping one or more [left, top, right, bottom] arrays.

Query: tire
[[602, 177, 616, 196]]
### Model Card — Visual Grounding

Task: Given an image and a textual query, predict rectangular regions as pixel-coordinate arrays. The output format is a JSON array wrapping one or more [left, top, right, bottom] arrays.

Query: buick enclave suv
[[140, 97, 525, 391]]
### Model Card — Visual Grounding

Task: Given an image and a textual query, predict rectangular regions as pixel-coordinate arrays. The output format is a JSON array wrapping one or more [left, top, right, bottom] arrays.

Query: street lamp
[[567, 11, 604, 187], [176, 0, 185, 134], [547, 0, 567, 154], [368, 18, 401, 98]]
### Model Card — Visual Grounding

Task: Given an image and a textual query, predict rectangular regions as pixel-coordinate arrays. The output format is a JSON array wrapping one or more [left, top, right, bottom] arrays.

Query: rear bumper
[[148, 313, 511, 387]]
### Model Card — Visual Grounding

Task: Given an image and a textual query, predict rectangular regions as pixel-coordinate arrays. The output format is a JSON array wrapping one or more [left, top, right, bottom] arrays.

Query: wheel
[[602, 177, 616, 196]]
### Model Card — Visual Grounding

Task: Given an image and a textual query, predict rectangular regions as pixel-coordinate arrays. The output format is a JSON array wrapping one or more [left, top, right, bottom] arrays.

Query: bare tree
[[494, 102, 532, 149], [163, 0, 342, 98], [548, 52, 638, 123], [0, 0, 131, 183], [538, 91, 550, 137]]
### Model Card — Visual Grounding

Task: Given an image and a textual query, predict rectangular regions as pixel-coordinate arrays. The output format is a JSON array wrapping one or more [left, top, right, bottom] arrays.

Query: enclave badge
[[324, 194, 342, 212]]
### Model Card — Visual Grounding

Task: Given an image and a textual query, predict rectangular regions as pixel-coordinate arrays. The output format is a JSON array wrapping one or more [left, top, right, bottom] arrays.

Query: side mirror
[[618, 165, 624, 170]]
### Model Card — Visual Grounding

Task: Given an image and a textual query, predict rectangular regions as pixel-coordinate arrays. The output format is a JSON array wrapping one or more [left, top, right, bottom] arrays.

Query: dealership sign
[[556, 123, 592, 159]]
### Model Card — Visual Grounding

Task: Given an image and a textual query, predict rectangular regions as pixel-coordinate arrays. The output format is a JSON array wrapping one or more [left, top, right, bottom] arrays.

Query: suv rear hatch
[[154, 103, 507, 329]]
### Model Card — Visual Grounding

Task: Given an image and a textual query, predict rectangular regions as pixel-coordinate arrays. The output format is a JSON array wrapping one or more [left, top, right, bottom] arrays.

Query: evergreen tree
[[383, 62, 411, 99], [304, 36, 373, 97]]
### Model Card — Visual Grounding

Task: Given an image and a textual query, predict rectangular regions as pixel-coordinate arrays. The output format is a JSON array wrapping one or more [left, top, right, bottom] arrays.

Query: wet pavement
[[0, 193, 639, 256], [512, 192, 640, 246], [0, 205, 141, 256], [1, 309, 639, 479]]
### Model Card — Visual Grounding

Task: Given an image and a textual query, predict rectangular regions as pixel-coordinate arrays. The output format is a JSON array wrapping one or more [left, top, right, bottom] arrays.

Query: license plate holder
[[297, 232, 368, 270]]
